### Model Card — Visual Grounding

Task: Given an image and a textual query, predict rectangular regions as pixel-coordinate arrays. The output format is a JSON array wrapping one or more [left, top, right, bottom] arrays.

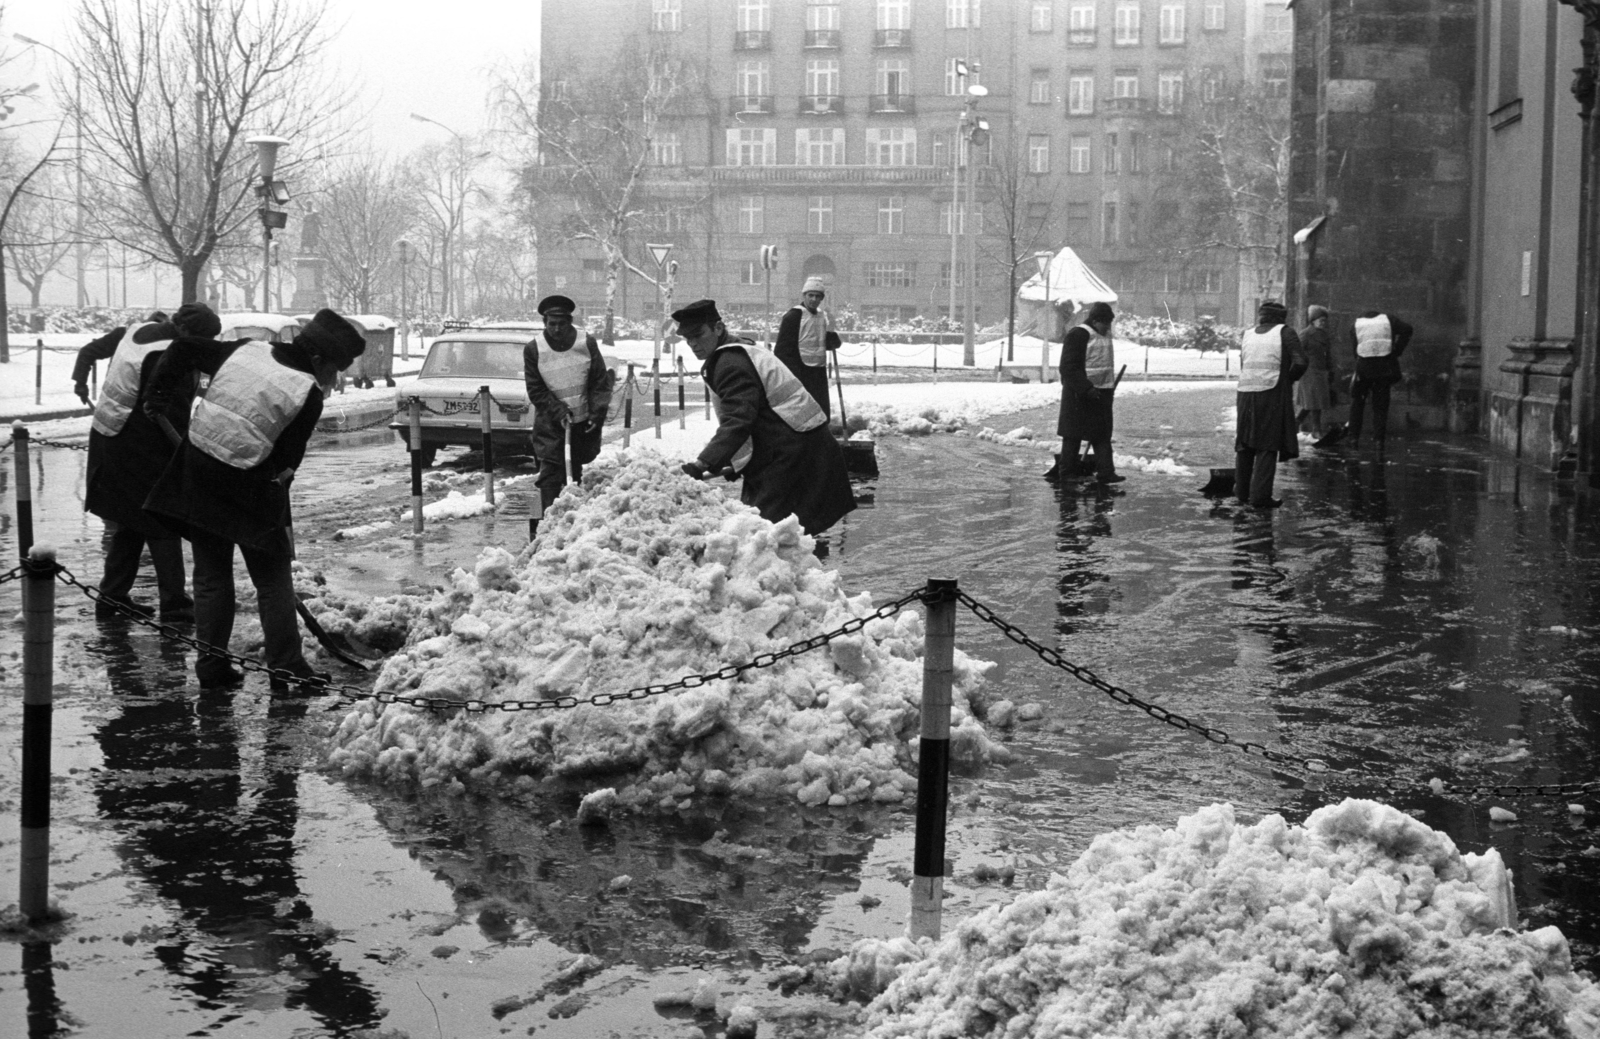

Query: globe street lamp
[[245, 135, 290, 311]]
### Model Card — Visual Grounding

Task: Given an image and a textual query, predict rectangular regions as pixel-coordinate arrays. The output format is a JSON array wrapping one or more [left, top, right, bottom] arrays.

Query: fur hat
[[1307, 305, 1329, 323], [1258, 300, 1289, 322], [671, 299, 722, 329], [537, 294, 576, 316], [172, 302, 221, 339], [1086, 301, 1115, 326], [296, 308, 366, 369], [802, 276, 826, 294]]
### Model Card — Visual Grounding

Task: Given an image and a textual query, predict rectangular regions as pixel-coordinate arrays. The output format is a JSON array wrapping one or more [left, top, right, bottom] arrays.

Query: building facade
[[538, 0, 1289, 332]]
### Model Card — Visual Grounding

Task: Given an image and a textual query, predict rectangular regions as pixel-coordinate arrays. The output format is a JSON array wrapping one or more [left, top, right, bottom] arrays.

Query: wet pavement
[[5, 384, 1600, 1037]]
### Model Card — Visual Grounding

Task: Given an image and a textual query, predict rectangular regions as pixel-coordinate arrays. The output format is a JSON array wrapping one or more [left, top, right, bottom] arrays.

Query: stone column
[[1563, 2, 1600, 480]]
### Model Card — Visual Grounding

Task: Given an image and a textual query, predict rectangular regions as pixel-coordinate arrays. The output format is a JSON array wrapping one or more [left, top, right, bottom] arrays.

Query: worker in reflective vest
[[525, 294, 616, 519], [1234, 300, 1307, 509], [81, 305, 218, 622], [672, 298, 856, 537], [1047, 301, 1124, 485], [1346, 311, 1413, 449], [143, 308, 367, 694], [774, 275, 841, 421]]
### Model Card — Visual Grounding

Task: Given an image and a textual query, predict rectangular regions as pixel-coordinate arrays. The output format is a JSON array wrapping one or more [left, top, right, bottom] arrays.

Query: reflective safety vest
[[1354, 314, 1393, 358], [534, 334, 593, 422], [1080, 326, 1116, 388], [189, 341, 315, 470], [790, 305, 833, 367], [91, 324, 171, 436], [711, 340, 827, 471], [1238, 325, 1284, 393]]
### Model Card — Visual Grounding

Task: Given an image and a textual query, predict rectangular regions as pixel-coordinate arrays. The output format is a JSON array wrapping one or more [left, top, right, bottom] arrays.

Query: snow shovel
[[1076, 365, 1128, 474], [833, 353, 878, 476], [1311, 423, 1347, 450], [284, 510, 381, 671]]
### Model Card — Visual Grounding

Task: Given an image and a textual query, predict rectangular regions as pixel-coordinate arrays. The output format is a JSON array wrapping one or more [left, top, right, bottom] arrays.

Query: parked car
[[390, 330, 535, 467], [218, 312, 301, 344]]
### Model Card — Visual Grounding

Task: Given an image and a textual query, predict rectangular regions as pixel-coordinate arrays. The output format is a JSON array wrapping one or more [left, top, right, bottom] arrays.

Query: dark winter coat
[[1056, 325, 1115, 441], [774, 306, 840, 421], [696, 340, 856, 536], [1348, 313, 1413, 385], [1235, 325, 1308, 458], [523, 330, 616, 470], [84, 321, 191, 537], [72, 327, 127, 387], [142, 337, 323, 552]]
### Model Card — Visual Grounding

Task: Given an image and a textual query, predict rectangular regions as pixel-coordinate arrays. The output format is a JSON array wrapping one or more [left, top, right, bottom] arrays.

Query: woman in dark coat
[[1048, 301, 1123, 484], [1294, 305, 1332, 436]]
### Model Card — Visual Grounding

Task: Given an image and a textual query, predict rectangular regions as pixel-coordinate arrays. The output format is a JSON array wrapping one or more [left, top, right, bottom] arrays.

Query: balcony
[[711, 164, 993, 186], [1103, 96, 1152, 114], [869, 94, 917, 115], [734, 30, 771, 50], [798, 94, 844, 116], [804, 29, 841, 48], [874, 28, 911, 48], [1068, 29, 1096, 45], [728, 94, 776, 116]]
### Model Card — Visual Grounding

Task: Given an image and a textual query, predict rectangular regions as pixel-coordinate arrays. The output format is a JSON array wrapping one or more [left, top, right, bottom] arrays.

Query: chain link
[[328, 406, 406, 433], [0, 563, 25, 584], [22, 434, 89, 452]]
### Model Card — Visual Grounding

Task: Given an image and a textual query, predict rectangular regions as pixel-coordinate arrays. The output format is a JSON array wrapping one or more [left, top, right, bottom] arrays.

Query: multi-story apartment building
[[538, 0, 1286, 331]]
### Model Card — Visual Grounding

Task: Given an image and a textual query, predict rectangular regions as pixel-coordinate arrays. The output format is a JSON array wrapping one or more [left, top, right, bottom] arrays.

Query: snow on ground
[[824, 799, 1600, 1039], [327, 453, 1017, 809]]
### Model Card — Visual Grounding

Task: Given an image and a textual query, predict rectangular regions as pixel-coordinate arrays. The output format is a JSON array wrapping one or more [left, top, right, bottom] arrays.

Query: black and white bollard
[[35, 338, 44, 406], [13, 421, 33, 562], [912, 578, 958, 941], [677, 357, 687, 430], [408, 397, 423, 535], [653, 360, 663, 440], [20, 544, 56, 922], [623, 364, 635, 448], [479, 385, 495, 506]]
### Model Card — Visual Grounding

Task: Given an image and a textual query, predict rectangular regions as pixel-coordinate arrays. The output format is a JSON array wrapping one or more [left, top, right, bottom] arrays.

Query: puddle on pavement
[[7, 389, 1600, 1037]]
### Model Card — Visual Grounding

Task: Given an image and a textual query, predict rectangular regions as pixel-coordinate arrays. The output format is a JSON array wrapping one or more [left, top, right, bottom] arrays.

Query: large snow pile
[[855, 799, 1600, 1038], [327, 453, 1008, 809]]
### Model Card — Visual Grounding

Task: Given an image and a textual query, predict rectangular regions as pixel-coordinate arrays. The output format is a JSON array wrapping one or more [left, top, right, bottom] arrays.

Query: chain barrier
[[0, 563, 25, 585], [21, 434, 89, 452], [327, 406, 407, 433]]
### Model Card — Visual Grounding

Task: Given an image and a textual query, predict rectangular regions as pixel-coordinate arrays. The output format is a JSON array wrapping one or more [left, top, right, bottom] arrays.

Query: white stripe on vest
[[1238, 325, 1284, 393], [1354, 315, 1393, 358], [791, 305, 833, 367], [91, 324, 171, 436], [189, 341, 316, 469], [535, 336, 592, 422], [711, 340, 828, 472], [1080, 326, 1116, 388]]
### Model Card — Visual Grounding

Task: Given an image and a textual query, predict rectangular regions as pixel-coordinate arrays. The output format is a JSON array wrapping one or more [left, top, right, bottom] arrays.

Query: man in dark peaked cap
[[524, 294, 616, 537]]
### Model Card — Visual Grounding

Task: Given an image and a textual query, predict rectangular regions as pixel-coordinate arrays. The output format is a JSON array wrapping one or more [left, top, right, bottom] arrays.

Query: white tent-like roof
[[1017, 246, 1118, 305]]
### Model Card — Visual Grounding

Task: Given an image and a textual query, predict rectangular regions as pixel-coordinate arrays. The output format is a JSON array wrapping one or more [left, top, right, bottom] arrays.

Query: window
[[866, 261, 913, 288], [937, 263, 964, 290], [806, 59, 840, 96], [1030, 69, 1052, 104], [877, 58, 910, 97], [808, 1, 841, 29], [1159, 3, 1184, 44], [1203, 0, 1224, 30], [933, 133, 949, 168], [1069, 3, 1096, 43], [1113, 70, 1139, 98], [1030, 1, 1053, 31], [1201, 72, 1220, 102], [947, 0, 980, 29], [583, 259, 605, 283], [651, 132, 681, 165], [808, 195, 835, 234], [1066, 202, 1090, 239], [1128, 131, 1143, 172], [652, 0, 682, 31], [1028, 134, 1051, 173], [1158, 71, 1184, 113], [867, 126, 917, 165], [1114, 1, 1140, 45], [940, 201, 983, 234], [737, 0, 770, 31], [646, 208, 688, 233], [738, 195, 764, 233], [1161, 142, 1176, 171], [878, 196, 905, 234], [1262, 57, 1289, 99], [1068, 72, 1095, 114], [741, 260, 762, 286], [1069, 134, 1092, 172], [1126, 201, 1140, 243], [1103, 201, 1118, 245], [737, 60, 770, 96], [1263, 3, 1292, 34], [1027, 201, 1050, 227], [1197, 268, 1221, 293], [877, 0, 910, 30], [796, 127, 844, 165], [1104, 132, 1120, 173], [725, 128, 776, 165], [945, 57, 981, 95]]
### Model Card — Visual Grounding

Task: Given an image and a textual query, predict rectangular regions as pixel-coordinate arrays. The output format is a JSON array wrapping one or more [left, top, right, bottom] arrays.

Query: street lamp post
[[15, 34, 85, 309], [410, 112, 486, 319], [245, 135, 290, 313], [397, 239, 411, 360], [961, 85, 989, 368]]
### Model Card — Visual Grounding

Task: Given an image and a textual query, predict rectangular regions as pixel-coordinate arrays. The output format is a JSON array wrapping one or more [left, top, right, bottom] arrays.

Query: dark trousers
[[537, 423, 602, 510], [190, 529, 307, 680], [1235, 448, 1279, 506], [101, 521, 190, 609], [1347, 377, 1393, 444], [1063, 438, 1115, 478]]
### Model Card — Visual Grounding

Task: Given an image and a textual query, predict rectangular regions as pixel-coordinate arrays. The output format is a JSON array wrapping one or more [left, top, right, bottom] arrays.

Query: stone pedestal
[[1451, 336, 1481, 434], [290, 256, 327, 313], [1490, 338, 1576, 469]]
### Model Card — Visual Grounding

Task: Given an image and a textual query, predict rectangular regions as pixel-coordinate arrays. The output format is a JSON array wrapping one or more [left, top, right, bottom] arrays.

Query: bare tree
[[403, 139, 489, 316], [66, 0, 352, 303], [982, 131, 1066, 362], [495, 34, 698, 342], [315, 155, 415, 312], [7, 163, 76, 307]]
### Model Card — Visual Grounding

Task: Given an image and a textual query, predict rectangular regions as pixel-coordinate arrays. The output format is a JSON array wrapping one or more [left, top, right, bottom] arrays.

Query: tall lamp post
[[245, 135, 290, 312], [960, 85, 989, 368], [15, 34, 84, 309], [410, 112, 486, 318], [397, 238, 411, 360]]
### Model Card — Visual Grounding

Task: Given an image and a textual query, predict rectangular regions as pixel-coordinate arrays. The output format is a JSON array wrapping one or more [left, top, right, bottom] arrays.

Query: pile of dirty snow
[[327, 453, 1012, 809], [848, 799, 1600, 1038]]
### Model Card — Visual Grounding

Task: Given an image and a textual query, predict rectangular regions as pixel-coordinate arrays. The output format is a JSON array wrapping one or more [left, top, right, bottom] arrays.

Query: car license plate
[[441, 399, 479, 414]]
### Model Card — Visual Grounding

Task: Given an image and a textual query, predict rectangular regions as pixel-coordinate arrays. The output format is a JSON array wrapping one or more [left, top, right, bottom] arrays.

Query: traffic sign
[[760, 244, 779, 270], [647, 243, 673, 268]]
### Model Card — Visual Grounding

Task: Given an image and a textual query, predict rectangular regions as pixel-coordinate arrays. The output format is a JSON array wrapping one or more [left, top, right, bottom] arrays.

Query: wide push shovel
[[285, 509, 381, 671]]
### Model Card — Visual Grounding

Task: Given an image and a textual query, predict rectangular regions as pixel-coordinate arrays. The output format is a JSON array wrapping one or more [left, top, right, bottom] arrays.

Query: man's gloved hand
[[276, 467, 296, 487], [720, 466, 740, 482], [74, 382, 90, 405], [584, 414, 606, 433], [680, 461, 708, 480]]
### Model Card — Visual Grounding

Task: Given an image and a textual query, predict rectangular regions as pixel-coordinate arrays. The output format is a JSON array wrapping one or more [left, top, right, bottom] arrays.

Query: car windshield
[[420, 339, 526, 380]]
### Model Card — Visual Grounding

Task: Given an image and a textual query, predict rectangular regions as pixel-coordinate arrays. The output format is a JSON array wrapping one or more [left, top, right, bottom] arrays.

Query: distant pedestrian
[[672, 299, 855, 536], [1234, 300, 1307, 510], [143, 308, 367, 693], [525, 295, 616, 532], [774, 275, 841, 421], [1347, 310, 1413, 450], [83, 305, 214, 622], [1295, 305, 1332, 437], [1045, 301, 1123, 485]]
